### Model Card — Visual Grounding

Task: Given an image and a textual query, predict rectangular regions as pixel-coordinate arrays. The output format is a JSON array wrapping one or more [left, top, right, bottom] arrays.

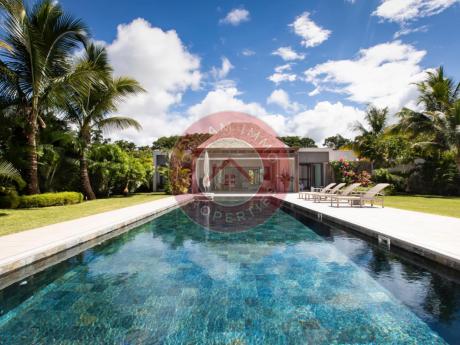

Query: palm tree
[[352, 105, 388, 136], [0, 0, 88, 194], [62, 44, 144, 199], [395, 67, 460, 169], [352, 105, 389, 169], [416, 66, 459, 113]]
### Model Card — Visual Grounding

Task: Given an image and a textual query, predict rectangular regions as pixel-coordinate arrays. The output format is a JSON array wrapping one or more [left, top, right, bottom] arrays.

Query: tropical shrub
[[87, 144, 130, 196], [331, 159, 374, 186], [19, 192, 83, 208], [372, 168, 406, 194], [331, 159, 357, 184], [355, 170, 372, 187], [87, 144, 151, 196], [0, 188, 20, 209], [407, 152, 460, 195]]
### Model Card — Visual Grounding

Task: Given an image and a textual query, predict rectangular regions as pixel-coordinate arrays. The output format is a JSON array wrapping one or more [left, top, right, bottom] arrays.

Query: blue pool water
[[0, 203, 459, 344]]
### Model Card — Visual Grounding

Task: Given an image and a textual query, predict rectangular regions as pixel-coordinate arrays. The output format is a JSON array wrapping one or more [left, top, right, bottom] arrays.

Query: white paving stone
[[275, 193, 460, 269], [0, 196, 190, 276], [1, 193, 459, 278]]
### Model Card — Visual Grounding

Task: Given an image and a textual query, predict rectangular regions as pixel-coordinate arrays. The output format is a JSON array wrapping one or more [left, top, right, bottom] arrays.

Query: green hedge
[[19, 192, 84, 208]]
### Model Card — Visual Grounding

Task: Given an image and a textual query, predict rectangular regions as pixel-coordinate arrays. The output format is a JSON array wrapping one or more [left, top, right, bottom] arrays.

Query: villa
[[153, 129, 356, 193]]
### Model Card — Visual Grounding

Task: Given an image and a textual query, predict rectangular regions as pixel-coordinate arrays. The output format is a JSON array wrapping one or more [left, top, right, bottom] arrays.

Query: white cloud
[[394, 24, 428, 38], [274, 63, 293, 73], [308, 87, 320, 96], [187, 86, 267, 120], [220, 8, 250, 26], [272, 46, 305, 61], [211, 57, 234, 79], [290, 101, 365, 142], [186, 85, 364, 143], [268, 63, 297, 84], [268, 72, 297, 84], [267, 89, 300, 112], [304, 41, 427, 112], [105, 18, 201, 145], [373, 0, 459, 23], [241, 48, 255, 56], [289, 12, 331, 48], [185, 84, 365, 143]]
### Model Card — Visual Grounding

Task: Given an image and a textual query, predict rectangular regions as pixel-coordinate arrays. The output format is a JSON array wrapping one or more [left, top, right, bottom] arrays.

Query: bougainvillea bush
[[331, 158, 372, 186]]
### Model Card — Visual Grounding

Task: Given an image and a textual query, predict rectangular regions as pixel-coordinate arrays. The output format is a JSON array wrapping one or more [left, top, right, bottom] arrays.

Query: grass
[[1, 192, 458, 237], [384, 194, 460, 218], [0, 193, 167, 236]]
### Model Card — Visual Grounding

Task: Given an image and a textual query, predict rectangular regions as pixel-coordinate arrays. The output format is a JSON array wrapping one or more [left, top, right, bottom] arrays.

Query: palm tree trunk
[[79, 152, 96, 200], [25, 110, 40, 195]]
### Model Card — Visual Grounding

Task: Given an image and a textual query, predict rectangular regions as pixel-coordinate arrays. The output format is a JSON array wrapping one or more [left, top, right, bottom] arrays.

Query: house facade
[[298, 148, 357, 191], [192, 137, 299, 194], [153, 135, 356, 193]]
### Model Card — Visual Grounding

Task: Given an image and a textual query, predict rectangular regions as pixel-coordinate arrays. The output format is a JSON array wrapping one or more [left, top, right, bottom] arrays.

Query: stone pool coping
[[0, 195, 192, 280], [1, 192, 460, 287], [276, 193, 460, 271]]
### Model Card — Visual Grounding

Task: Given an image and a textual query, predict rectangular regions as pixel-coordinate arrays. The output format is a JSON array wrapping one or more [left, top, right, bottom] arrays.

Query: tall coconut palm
[[416, 66, 459, 113], [0, 0, 88, 194], [62, 44, 144, 199], [352, 105, 389, 169], [395, 67, 460, 169], [352, 105, 388, 137]]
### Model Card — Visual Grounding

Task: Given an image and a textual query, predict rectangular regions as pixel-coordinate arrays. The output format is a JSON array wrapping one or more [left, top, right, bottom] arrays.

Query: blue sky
[[60, 0, 460, 145]]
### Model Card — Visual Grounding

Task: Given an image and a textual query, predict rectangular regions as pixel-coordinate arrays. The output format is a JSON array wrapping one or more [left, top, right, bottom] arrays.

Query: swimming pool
[[0, 201, 459, 344]]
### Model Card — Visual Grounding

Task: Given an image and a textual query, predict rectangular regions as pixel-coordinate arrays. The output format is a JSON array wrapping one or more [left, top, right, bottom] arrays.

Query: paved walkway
[[275, 193, 460, 270], [1, 193, 459, 282], [0, 196, 189, 277]]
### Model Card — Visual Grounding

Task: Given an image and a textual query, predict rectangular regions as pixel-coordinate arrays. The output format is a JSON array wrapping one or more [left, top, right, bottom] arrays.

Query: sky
[[59, 0, 460, 146]]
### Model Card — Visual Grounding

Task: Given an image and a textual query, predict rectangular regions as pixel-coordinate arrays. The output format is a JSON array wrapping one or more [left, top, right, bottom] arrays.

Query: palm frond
[[350, 120, 368, 135], [0, 160, 26, 188], [0, 40, 13, 52], [97, 116, 142, 133]]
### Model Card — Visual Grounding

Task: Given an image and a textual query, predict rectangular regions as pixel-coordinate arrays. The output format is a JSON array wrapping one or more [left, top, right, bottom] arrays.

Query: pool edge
[[278, 197, 460, 272], [0, 196, 192, 285]]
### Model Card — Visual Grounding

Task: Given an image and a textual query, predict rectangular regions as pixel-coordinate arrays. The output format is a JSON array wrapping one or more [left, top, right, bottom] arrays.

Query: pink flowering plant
[[331, 158, 356, 183], [331, 158, 372, 186]]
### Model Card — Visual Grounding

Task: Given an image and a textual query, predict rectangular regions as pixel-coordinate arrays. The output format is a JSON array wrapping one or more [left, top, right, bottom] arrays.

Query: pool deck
[[275, 193, 460, 271], [0, 195, 190, 278], [1, 193, 460, 282]]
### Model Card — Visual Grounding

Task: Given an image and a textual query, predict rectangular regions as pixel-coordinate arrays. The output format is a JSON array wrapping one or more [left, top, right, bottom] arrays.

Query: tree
[[395, 67, 460, 170], [62, 44, 144, 199], [168, 133, 212, 194], [0, 0, 88, 194], [323, 134, 351, 149], [152, 136, 180, 150], [278, 136, 317, 148], [115, 140, 137, 151], [352, 106, 389, 169]]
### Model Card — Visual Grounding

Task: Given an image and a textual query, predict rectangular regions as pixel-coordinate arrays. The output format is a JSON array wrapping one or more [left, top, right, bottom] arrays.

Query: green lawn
[[385, 195, 460, 218], [0, 193, 168, 236], [1, 192, 458, 237]]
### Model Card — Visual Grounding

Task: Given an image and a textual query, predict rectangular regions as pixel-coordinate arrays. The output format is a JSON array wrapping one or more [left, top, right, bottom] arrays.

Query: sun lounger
[[298, 183, 336, 200], [312, 183, 361, 203], [330, 183, 390, 208], [300, 183, 345, 201]]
